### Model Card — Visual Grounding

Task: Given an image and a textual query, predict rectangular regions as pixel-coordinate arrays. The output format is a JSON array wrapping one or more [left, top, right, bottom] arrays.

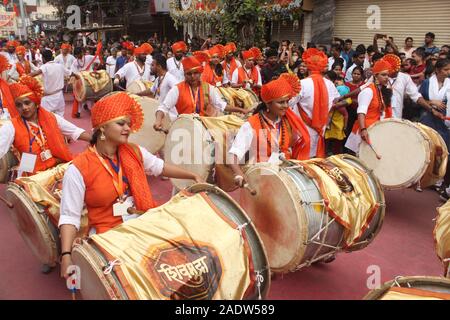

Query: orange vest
[[175, 81, 210, 115], [352, 83, 393, 134], [202, 63, 223, 86], [72, 144, 143, 234], [237, 67, 260, 86]]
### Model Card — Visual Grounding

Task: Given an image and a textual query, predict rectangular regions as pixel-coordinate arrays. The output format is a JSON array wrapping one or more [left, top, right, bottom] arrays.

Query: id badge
[[18, 153, 37, 174], [40, 149, 53, 161], [215, 82, 222, 87], [113, 196, 135, 217]]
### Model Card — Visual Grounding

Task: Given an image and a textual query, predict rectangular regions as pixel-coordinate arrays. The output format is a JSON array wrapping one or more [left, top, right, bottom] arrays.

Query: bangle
[[60, 251, 71, 259], [234, 175, 243, 181]]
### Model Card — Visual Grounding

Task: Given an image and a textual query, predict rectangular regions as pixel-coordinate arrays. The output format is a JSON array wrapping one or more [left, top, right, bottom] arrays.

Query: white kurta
[[289, 77, 340, 158], [8, 61, 39, 81], [390, 72, 422, 118], [70, 55, 100, 73], [115, 61, 152, 87], [58, 146, 164, 231], [157, 84, 227, 121], [0, 114, 85, 159], [40, 62, 70, 117], [105, 55, 117, 78], [167, 57, 185, 82], [151, 72, 180, 103], [230, 67, 262, 88]]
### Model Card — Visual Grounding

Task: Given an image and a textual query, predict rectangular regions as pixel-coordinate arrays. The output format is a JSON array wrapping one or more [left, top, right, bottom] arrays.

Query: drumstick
[[0, 195, 13, 208], [243, 183, 257, 196], [155, 127, 169, 134], [366, 140, 382, 160]]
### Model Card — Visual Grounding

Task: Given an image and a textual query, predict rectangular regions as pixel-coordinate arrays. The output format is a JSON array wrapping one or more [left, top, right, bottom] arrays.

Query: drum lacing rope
[[236, 222, 250, 245], [392, 276, 411, 288], [255, 270, 265, 300], [103, 259, 122, 275]]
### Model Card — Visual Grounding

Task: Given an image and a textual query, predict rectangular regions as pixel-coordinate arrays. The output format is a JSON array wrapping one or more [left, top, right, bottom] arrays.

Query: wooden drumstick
[[155, 127, 169, 134], [366, 140, 382, 160], [0, 195, 13, 208], [243, 183, 257, 196]]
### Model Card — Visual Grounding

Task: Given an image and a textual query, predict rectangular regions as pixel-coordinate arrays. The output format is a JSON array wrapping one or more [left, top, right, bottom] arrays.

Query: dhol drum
[[126, 80, 153, 95], [218, 87, 259, 119], [240, 154, 385, 274], [359, 118, 448, 190], [164, 114, 244, 191], [0, 120, 18, 184], [71, 184, 270, 300], [127, 95, 170, 154], [364, 276, 450, 300], [435, 201, 450, 278], [4, 163, 88, 270], [73, 70, 113, 102]]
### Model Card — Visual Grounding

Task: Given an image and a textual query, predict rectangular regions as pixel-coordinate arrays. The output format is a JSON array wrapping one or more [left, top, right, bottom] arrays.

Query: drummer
[[153, 56, 250, 129], [167, 41, 187, 82], [58, 92, 204, 277], [0, 55, 18, 118], [54, 43, 76, 76], [229, 73, 311, 187], [200, 45, 228, 87], [221, 42, 242, 84], [0, 76, 91, 175], [230, 50, 262, 93], [136, 54, 179, 102], [344, 59, 393, 154], [9, 46, 39, 81], [30, 50, 70, 117], [113, 46, 152, 90]]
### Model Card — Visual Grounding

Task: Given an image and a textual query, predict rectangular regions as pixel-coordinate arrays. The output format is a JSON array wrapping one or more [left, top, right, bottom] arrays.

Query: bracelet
[[60, 251, 72, 259], [234, 175, 244, 181]]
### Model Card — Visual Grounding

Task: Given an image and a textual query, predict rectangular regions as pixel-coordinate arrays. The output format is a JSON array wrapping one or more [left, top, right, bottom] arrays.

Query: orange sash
[[1, 78, 19, 118], [202, 64, 223, 86], [222, 58, 239, 79], [16, 61, 31, 76]]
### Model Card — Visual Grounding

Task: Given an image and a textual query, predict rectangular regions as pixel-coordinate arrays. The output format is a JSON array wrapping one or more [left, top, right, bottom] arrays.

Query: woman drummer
[[0, 76, 91, 175], [59, 92, 203, 277], [229, 73, 311, 187], [344, 59, 393, 154]]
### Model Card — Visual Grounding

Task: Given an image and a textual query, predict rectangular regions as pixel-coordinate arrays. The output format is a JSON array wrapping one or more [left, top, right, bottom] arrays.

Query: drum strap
[[201, 82, 210, 107]]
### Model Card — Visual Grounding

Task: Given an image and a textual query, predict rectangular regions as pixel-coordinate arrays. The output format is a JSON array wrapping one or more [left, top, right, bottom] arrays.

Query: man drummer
[[113, 47, 152, 90], [200, 45, 228, 87], [153, 56, 250, 130], [54, 43, 76, 75], [230, 50, 262, 93], [136, 54, 179, 102], [9, 46, 39, 81], [69, 47, 101, 118], [289, 48, 340, 158], [0, 76, 91, 176], [221, 42, 242, 84], [167, 41, 187, 82], [0, 40, 19, 66], [30, 50, 70, 117]]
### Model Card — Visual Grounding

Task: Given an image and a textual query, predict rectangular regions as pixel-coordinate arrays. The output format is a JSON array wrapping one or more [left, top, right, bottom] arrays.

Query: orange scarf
[[1, 78, 19, 118], [118, 143, 156, 211], [248, 109, 310, 162], [16, 61, 31, 76], [202, 63, 223, 86], [222, 58, 238, 79]]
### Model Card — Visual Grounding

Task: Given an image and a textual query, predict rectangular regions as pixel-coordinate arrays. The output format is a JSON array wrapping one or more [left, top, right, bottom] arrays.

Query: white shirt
[[54, 53, 76, 74], [0, 52, 18, 65], [231, 67, 262, 88], [8, 61, 39, 81], [70, 55, 100, 73], [167, 57, 185, 82], [328, 56, 347, 72], [145, 55, 155, 82], [289, 77, 340, 158], [223, 59, 242, 80], [157, 83, 227, 121], [58, 146, 164, 231], [115, 61, 152, 87], [105, 55, 117, 78], [390, 72, 422, 118], [345, 64, 357, 83], [0, 114, 85, 159], [151, 72, 180, 103], [39, 62, 71, 117]]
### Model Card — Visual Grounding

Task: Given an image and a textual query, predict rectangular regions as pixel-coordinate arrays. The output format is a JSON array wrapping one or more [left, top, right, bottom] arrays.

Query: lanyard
[[155, 74, 166, 98], [190, 86, 201, 113], [22, 118, 46, 153], [134, 61, 145, 78], [261, 114, 282, 148], [91, 146, 128, 200]]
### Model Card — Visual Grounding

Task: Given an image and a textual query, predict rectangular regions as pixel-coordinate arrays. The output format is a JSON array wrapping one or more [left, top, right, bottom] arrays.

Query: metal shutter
[[270, 20, 302, 45], [334, 0, 450, 48]]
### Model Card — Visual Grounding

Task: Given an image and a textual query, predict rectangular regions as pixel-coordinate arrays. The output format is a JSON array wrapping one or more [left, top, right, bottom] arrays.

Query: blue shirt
[[422, 45, 440, 55], [115, 56, 128, 71], [341, 50, 354, 69]]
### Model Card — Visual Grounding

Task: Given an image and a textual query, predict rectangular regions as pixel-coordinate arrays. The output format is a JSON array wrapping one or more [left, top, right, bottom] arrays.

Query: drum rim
[[243, 163, 308, 273], [72, 239, 129, 300], [165, 114, 215, 189], [73, 72, 87, 102], [361, 118, 433, 190], [363, 276, 450, 300], [187, 183, 271, 299], [126, 80, 148, 94], [5, 183, 58, 266], [0, 151, 17, 184]]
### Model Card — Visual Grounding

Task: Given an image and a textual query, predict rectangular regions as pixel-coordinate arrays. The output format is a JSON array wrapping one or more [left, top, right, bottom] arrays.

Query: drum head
[[5, 184, 58, 266], [72, 241, 127, 300], [164, 115, 214, 190], [128, 96, 170, 154], [359, 119, 431, 190], [126, 80, 151, 95], [363, 276, 450, 300], [73, 73, 86, 102], [240, 164, 306, 272]]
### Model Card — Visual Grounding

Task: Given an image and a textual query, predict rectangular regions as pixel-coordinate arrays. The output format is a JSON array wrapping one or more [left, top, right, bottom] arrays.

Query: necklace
[[258, 112, 287, 154], [134, 61, 145, 78], [77, 56, 85, 69]]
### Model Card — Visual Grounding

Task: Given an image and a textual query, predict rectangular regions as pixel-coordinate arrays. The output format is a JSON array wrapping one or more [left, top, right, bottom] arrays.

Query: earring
[[100, 131, 106, 141]]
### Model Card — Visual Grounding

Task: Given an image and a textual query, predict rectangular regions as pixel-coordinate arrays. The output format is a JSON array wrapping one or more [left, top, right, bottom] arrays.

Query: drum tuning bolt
[[0, 195, 14, 208], [243, 184, 257, 196]]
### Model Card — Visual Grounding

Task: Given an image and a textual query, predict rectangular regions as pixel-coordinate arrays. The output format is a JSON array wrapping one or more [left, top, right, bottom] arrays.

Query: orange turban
[[261, 73, 301, 103], [61, 43, 72, 51], [383, 53, 402, 73], [172, 41, 188, 53], [9, 76, 43, 105], [372, 59, 391, 74], [140, 43, 153, 55], [224, 42, 237, 54], [193, 50, 210, 64], [0, 54, 11, 73], [181, 56, 203, 73], [209, 45, 225, 59], [6, 40, 19, 48], [15, 46, 26, 56], [302, 48, 328, 73], [249, 47, 262, 59], [241, 50, 254, 61], [91, 92, 144, 133], [134, 46, 146, 56]]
